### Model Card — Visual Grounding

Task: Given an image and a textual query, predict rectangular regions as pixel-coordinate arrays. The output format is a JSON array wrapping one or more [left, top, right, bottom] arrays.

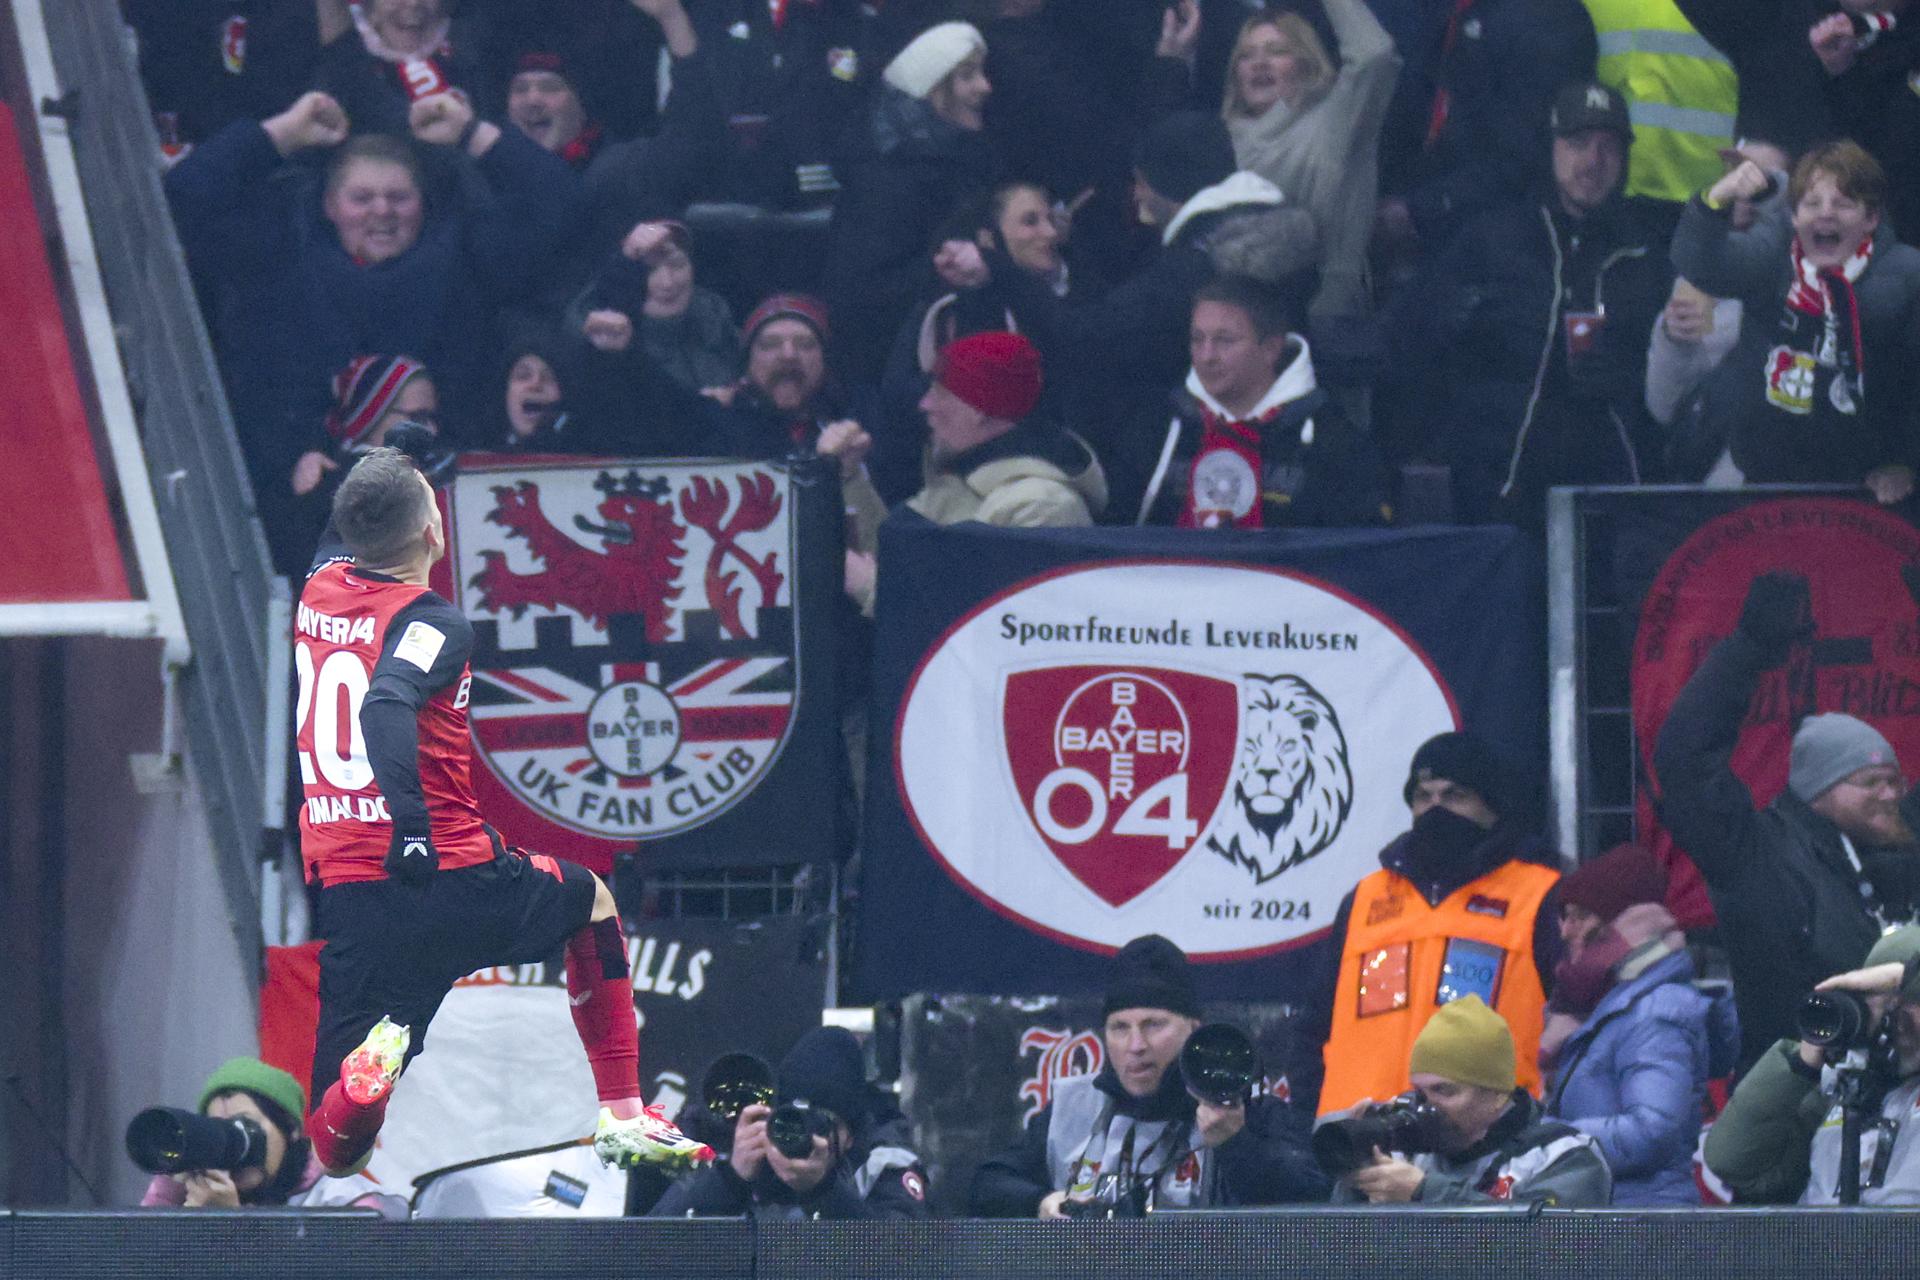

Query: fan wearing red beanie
[[824, 330, 1106, 613]]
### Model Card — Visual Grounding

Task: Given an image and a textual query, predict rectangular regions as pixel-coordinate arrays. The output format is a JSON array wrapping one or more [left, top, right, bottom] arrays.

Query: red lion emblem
[[679, 472, 785, 639], [470, 472, 685, 640]]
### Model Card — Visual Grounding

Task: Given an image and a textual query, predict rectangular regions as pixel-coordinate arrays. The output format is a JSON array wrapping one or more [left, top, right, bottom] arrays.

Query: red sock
[[311, 1078, 390, 1173], [566, 917, 641, 1113]]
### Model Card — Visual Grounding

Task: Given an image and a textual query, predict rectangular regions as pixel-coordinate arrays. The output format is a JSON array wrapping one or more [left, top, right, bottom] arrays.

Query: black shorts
[[308, 848, 597, 1110]]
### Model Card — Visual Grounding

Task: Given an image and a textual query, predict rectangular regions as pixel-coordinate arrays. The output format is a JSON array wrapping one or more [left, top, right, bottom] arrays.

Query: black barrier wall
[[12, 1210, 1920, 1279]]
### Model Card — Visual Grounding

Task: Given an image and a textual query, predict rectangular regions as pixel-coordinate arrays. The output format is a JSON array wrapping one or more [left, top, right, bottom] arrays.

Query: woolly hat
[[1408, 996, 1516, 1093], [1402, 730, 1508, 816], [510, 49, 580, 91], [776, 1026, 869, 1125], [882, 22, 986, 99], [1865, 925, 1920, 1003], [1133, 111, 1238, 206], [742, 293, 830, 347], [327, 354, 428, 448], [198, 1057, 307, 1126], [1558, 842, 1668, 924], [1790, 714, 1897, 803], [934, 331, 1042, 422], [1103, 934, 1200, 1019]]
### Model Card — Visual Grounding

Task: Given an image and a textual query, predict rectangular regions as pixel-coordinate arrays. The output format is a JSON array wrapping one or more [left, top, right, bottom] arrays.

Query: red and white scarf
[[1787, 233, 1873, 319], [1784, 233, 1872, 406]]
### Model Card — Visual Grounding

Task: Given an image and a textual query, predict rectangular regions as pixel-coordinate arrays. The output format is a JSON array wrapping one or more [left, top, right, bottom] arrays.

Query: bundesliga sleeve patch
[[393, 621, 447, 673]]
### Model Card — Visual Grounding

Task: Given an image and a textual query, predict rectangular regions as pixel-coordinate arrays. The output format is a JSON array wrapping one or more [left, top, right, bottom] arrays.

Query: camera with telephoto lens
[[1312, 1093, 1444, 1178], [125, 1107, 269, 1175], [701, 1052, 775, 1122], [1180, 1023, 1259, 1106], [1798, 989, 1900, 1078], [768, 1099, 838, 1160]]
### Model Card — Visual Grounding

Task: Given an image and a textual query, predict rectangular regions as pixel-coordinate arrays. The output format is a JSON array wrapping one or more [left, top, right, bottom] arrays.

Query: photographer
[[1324, 997, 1612, 1206], [649, 1028, 930, 1220], [1705, 928, 1920, 1204], [970, 935, 1326, 1216], [136, 1058, 404, 1217]]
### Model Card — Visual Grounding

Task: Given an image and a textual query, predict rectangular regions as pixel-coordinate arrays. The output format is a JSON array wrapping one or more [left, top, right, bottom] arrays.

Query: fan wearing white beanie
[[883, 22, 989, 124]]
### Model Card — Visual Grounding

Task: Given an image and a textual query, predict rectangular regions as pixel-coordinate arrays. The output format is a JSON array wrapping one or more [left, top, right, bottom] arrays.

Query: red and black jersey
[[296, 560, 493, 886]]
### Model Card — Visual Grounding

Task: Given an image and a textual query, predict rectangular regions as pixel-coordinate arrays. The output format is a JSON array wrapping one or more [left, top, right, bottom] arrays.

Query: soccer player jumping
[[295, 447, 709, 1175]]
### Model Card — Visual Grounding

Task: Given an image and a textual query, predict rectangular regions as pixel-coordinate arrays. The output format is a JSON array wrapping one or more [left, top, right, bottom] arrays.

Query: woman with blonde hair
[[1182, 2, 1398, 322]]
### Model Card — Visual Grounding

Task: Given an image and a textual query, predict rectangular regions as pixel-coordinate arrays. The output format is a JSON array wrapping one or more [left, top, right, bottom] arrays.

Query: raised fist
[[409, 91, 474, 147], [933, 239, 990, 290], [1705, 159, 1771, 209], [583, 308, 634, 353], [1737, 571, 1814, 660], [1809, 13, 1861, 77], [622, 221, 675, 264], [263, 91, 348, 157], [815, 419, 872, 482]]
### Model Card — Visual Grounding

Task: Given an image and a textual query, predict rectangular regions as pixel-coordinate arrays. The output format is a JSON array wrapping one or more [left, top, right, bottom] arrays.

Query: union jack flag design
[[442, 458, 799, 840]]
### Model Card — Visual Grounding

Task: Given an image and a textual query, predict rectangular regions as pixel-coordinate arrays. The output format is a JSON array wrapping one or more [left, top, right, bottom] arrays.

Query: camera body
[[767, 1100, 838, 1161], [1312, 1093, 1443, 1178], [125, 1107, 268, 1176]]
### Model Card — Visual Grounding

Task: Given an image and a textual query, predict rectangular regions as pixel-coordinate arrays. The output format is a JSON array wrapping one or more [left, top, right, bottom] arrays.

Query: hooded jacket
[[1669, 187, 1920, 487], [649, 1110, 930, 1221], [1652, 630, 1920, 1072], [1135, 336, 1389, 528], [1544, 947, 1740, 1205], [968, 173, 1317, 516], [1380, 193, 1670, 524]]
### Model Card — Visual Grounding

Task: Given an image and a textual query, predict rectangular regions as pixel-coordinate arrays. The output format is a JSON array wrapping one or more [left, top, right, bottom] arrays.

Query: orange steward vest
[[1317, 859, 1559, 1116]]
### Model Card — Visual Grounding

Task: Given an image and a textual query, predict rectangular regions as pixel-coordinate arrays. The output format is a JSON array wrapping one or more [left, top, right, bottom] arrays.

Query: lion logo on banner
[[1206, 674, 1353, 883]]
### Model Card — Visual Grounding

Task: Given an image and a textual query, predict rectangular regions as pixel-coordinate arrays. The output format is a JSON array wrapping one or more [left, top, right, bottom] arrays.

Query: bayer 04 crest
[[441, 457, 800, 841]]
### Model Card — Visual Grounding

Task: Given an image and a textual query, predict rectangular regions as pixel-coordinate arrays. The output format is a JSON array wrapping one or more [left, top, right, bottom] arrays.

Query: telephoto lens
[[767, 1101, 836, 1160], [701, 1053, 776, 1122], [1797, 990, 1873, 1049], [125, 1107, 267, 1175], [1179, 1024, 1259, 1107], [1311, 1095, 1440, 1178]]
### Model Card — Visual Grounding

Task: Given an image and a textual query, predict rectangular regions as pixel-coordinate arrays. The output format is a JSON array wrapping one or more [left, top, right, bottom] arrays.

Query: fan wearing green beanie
[[136, 1057, 406, 1217], [1327, 996, 1612, 1206]]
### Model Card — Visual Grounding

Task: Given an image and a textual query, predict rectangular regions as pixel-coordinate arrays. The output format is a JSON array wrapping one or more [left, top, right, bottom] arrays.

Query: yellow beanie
[[1408, 996, 1515, 1093]]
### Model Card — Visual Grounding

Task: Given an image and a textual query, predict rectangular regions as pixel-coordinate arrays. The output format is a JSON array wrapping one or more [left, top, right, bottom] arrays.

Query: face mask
[[1403, 804, 1488, 880]]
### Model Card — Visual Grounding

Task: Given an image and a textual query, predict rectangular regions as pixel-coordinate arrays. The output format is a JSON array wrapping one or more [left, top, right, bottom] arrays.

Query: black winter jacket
[[1653, 630, 1920, 1072], [1670, 191, 1920, 487], [649, 1114, 929, 1221], [1381, 195, 1670, 524], [822, 90, 997, 388]]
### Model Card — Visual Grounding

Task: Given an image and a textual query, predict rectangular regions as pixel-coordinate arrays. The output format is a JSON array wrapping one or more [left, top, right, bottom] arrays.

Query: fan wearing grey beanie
[[1654, 570, 1920, 1074]]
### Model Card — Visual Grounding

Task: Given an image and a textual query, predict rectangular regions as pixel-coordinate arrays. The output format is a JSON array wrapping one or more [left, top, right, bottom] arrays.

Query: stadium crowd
[[122, 0, 1920, 1218]]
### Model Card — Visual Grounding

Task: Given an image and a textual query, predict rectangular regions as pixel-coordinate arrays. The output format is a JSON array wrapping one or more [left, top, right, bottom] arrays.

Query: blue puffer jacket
[[1543, 949, 1739, 1205]]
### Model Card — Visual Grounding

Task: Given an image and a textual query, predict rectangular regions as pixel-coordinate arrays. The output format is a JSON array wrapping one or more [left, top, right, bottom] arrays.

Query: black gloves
[[385, 823, 439, 886], [1737, 571, 1814, 662]]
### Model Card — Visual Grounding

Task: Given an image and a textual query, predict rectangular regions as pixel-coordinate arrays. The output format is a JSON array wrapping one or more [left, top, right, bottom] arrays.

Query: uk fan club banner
[[427, 454, 843, 873], [1627, 494, 1920, 927], [855, 519, 1546, 1002]]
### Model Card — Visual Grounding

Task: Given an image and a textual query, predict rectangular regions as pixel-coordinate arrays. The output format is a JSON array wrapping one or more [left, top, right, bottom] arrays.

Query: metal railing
[[37, 0, 277, 976]]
